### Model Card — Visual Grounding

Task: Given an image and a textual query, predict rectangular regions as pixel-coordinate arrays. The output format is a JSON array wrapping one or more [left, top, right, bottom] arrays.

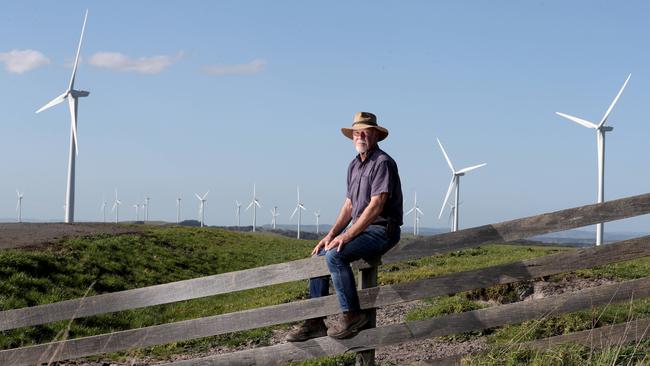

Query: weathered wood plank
[[2, 236, 649, 365], [161, 277, 650, 366], [2, 193, 649, 331]]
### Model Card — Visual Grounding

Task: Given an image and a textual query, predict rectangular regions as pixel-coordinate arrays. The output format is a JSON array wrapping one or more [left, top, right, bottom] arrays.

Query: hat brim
[[341, 124, 389, 141]]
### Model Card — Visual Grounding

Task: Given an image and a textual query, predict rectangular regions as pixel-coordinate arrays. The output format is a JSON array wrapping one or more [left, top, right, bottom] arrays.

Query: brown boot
[[327, 311, 368, 339], [286, 318, 327, 342]]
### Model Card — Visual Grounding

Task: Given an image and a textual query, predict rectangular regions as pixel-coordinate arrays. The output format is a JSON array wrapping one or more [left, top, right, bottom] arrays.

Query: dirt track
[[0, 223, 143, 249]]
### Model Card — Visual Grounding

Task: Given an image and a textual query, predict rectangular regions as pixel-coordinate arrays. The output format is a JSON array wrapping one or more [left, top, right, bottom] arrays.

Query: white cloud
[[0, 49, 50, 74], [203, 59, 266, 76], [87, 51, 182, 74]]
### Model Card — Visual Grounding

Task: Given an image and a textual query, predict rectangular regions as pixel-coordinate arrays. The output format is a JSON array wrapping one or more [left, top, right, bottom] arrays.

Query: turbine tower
[[144, 196, 150, 222], [555, 74, 631, 246], [246, 184, 261, 232], [290, 186, 306, 239], [313, 209, 321, 235], [100, 197, 106, 223], [235, 200, 242, 227], [195, 191, 209, 227], [35, 10, 90, 224], [111, 189, 121, 223], [270, 206, 279, 229], [405, 191, 424, 235], [133, 203, 140, 221], [176, 196, 182, 224], [16, 190, 24, 223], [437, 138, 486, 232]]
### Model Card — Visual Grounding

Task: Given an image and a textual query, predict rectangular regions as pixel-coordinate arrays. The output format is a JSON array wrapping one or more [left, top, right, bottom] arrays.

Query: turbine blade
[[68, 97, 79, 155], [202, 191, 210, 200], [246, 201, 254, 210], [599, 73, 631, 128], [255, 200, 261, 208], [36, 92, 67, 114], [405, 207, 415, 216], [438, 176, 456, 219], [194, 193, 202, 201], [68, 9, 89, 91], [457, 163, 486, 174], [416, 208, 424, 215], [436, 138, 455, 173], [555, 112, 598, 129], [290, 206, 298, 220]]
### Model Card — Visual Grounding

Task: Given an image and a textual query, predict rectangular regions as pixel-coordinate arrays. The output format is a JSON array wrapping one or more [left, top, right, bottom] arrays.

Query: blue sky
[[1, 1, 649, 233]]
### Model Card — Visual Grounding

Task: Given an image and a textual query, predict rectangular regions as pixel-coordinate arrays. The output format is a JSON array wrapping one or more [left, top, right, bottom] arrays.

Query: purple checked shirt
[[346, 147, 403, 226]]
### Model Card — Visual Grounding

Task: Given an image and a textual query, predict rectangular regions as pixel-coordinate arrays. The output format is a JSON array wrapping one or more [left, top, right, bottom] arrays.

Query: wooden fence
[[1, 193, 650, 365]]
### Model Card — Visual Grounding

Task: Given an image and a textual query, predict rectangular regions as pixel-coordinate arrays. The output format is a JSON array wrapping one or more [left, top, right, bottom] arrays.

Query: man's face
[[353, 128, 377, 154]]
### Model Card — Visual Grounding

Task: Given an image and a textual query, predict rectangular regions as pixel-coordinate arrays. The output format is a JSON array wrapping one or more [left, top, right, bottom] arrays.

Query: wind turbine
[[195, 191, 209, 227], [437, 138, 486, 232], [133, 203, 140, 221], [290, 186, 306, 239], [235, 200, 242, 227], [176, 196, 182, 224], [35, 10, 90, 224], [246, 184, 261, 232], [270, 206, 279, 229], [100, 197, 106, 223], [16, 190, 24, 223], [314, 209, 321, 235], [405, 191, 424, 235], [555, 74, 631, 246], [144, 196, 150, 222], [111, 189, 121, 223]]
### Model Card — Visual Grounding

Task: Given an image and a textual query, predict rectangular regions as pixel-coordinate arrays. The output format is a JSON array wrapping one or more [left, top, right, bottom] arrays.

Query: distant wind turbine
[[290, 186, 306, 239], [314, 209, 321, 235], [144, 196, 150, 222], [176, 196, 182, 224], [100, 197, 107, 223], [133, 203, 140, 221], [555, 74, 631, 246], [16, 190, 23, 223], [270, 206, 279, 229], [405, 192, 424, 235], [195, 191, 209, 227], [246, 184, 261, 232], [437, 138, 486, 232], [35, 10, 90, 224], [235, 200, 242, 227], [112, 189, 122, 223]]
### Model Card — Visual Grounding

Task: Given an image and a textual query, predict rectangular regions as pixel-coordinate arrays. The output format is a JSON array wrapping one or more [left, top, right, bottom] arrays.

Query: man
[[287, 111, 403, 341]]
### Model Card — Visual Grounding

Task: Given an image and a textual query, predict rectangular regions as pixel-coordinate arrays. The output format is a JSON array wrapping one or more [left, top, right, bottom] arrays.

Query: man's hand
[[325, 232, 352, 252], [311, 234, 333, 256]]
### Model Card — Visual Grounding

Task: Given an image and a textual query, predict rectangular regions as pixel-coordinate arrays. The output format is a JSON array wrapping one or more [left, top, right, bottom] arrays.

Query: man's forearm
[[343, 198, 384, 239], [328, 201, 352, 237]]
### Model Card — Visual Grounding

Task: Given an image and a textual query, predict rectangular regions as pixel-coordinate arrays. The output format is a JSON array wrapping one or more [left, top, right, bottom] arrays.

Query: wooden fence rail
[[2, 193, 650, 332], [160, 277, 650, 366], [2, 235, 649, 365]]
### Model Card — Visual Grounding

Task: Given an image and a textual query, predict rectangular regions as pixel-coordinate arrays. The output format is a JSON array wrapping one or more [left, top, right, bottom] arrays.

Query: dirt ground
[[0, 222, 143, 249]]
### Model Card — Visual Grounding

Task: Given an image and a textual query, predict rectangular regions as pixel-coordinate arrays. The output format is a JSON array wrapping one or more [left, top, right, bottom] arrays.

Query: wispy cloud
[[87, 51, 182, 74], [203, 59, 266, 76], [0, 49, 50, 74]]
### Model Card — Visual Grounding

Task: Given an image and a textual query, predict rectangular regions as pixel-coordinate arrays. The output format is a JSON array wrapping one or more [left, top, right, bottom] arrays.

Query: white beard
[[355, 143, 368, 154]]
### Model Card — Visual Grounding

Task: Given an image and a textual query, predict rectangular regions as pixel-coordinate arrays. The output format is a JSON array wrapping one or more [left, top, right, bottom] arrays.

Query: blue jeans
[[309, 224, 400, 312]]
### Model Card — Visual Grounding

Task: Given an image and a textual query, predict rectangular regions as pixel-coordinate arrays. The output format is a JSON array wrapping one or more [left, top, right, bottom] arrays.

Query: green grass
[[2, 227, 650, 365]]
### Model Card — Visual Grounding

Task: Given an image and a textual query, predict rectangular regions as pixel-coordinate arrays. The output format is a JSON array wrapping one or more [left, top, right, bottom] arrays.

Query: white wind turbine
[[195, 191, 209, 227], [246, 184, 261, 232], [111, 189, 121, 223], [144, 196, 150, 222], [270, 206, 280, 229], [405, 191, 424, 236], [100, 197, 106, 223], [16, 190, 24, 223], [35, 10, 90, 224], [133, 203, 140, 221], [555, 74, 631, 246], [235, 200, 242, 227], [290, 186, 306, 239], [437, 138, 486, 232], [176, 196, 182, 224], [314, 209, 321, 235]]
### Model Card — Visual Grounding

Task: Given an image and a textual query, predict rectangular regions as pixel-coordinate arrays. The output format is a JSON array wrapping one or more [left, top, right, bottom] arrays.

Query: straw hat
[[341, 112, 389, 141]]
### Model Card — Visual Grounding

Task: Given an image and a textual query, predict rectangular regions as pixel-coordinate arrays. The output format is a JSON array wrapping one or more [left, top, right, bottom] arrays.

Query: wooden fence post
[[356, 265, 378, 366]]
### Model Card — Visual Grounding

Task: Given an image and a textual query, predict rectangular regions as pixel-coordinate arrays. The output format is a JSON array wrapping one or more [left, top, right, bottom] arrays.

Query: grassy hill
[[0, 225, 649, 365]]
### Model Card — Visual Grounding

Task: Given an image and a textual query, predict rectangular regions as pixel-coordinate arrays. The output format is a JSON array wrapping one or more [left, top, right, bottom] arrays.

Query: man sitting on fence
[[287, 111, 403, 341]]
